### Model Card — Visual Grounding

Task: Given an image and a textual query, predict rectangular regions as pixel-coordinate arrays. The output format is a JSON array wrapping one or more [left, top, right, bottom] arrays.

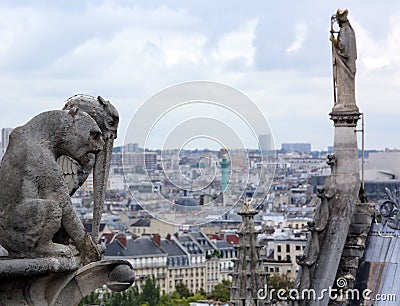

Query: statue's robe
[[333, 22, 357, 110]]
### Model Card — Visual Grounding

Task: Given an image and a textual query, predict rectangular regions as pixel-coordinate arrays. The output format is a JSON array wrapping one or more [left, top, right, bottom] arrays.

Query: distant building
[[190, 231, 221, 293], [281, 143, 311, 154], [362, 151, 400, 201], [108, 174, 125, 190], [117, 152, 158, 173], [263, 238, 307, 280], [215, 240, 236, 282], [104, 231, 224, 295], [173, 232, 211, 293], [161, 235, 192, 294], [365, 151, 400, 180], [124, 142, 140, 153], [258, 134, 272, 152], [129, 217, 178, 236], [104, 235, 168, 293]]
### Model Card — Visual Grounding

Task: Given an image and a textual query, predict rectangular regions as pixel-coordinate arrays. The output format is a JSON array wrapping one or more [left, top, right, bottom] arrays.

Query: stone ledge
[[0, 257, 81, 279], [342, 246, 364, 257], [0, 259, 134, 305]]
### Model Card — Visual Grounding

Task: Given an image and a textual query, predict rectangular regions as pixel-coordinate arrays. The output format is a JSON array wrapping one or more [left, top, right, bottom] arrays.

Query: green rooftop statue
[[330, 9, 358, 112]]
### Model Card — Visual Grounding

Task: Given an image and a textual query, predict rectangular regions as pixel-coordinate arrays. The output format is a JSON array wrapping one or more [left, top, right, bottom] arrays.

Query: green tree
[[267, 274, 294, 300], [99, 284, 143, 306], [142, 276, 160, 306], [79, 291, 100, 305], [157, 293, 178, 306], [186, 292, 207, 302], [207, 280, 231, 302], [198, 288, 206, 297], [117, 284, 142, 306], [174, 281, 191, 298], [103, 291, 123, 306]]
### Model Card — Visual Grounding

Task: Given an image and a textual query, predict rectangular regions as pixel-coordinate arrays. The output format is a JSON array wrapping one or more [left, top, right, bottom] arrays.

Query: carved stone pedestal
[[0, 257, 134, 306]]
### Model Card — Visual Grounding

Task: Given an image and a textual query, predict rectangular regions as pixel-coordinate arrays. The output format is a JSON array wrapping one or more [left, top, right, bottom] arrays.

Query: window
[[275, 267, 279, 272], [277, 255, 281, 261], [286, 244, 290, 252], [295, 245, 301, 251], [277, 245, 281, 253]]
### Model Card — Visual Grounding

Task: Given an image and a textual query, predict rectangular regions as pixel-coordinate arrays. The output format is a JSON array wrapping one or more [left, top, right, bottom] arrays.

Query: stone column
[[309, 113, 360, 306]]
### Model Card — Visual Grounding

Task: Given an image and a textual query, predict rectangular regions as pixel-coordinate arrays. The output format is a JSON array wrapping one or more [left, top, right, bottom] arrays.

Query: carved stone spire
[[293, 9, 361, 306], [230, 201, 267, 306]]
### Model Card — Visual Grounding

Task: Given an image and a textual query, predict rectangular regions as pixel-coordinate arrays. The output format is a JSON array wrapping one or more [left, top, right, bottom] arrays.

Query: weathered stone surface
[[293, 10, 363, 306], [339, 256, 359, 269], [344, 235, 367, 247], [0, 109, 102, 264], [0, 257, 81, 279], [331, 9, 358, 113], [0, 99, 132, 305], [349, 224, 370, 236], [351, 212, 372, 225], [0, 244, 8, 257], [0, 259, 134, 306], [342, 246, 364, 258], [59, 95, 119, 242], [231, 202, 267, 305]]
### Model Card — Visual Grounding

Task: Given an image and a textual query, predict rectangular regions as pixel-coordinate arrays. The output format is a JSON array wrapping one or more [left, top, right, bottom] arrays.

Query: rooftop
[[105, 237, 167, 257]]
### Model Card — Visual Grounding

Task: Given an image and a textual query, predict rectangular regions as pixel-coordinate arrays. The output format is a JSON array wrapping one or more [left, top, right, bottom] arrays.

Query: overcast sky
[[1, 1, 400, 151]]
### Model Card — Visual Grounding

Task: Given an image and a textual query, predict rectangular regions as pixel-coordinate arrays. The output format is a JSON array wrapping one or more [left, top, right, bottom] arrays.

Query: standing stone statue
[[330, 9, 359, 112]]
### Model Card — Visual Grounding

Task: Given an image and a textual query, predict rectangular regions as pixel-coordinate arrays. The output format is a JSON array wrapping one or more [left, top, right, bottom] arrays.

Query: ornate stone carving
[[379, 188, 400, 230], [329, 112, 360, 127], [0, 99, 133, 305], [58, 95, 119, 243], [330, 9, 359, 113], [293, 11, 361, 305], [230, 201, 267, 305], [326, 154, 336, 166], [0, 108, 102, 264]]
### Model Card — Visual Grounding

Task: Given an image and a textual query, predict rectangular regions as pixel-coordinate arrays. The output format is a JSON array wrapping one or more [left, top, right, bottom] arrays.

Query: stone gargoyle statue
[[0, 107, 103, 264], [0, 98, 133, 305]]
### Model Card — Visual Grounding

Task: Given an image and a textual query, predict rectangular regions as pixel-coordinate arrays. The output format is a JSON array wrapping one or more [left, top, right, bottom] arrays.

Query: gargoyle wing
[[58, 154, 94, 196]]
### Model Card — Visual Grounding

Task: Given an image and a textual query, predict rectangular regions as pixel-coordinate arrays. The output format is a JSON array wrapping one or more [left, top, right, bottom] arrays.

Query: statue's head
[[62, 108, 105, 166], [63, 95, 119, 197], [336, 9, 348, 24], [63, 95, 119, 241], [64, 95, 119, 140]]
